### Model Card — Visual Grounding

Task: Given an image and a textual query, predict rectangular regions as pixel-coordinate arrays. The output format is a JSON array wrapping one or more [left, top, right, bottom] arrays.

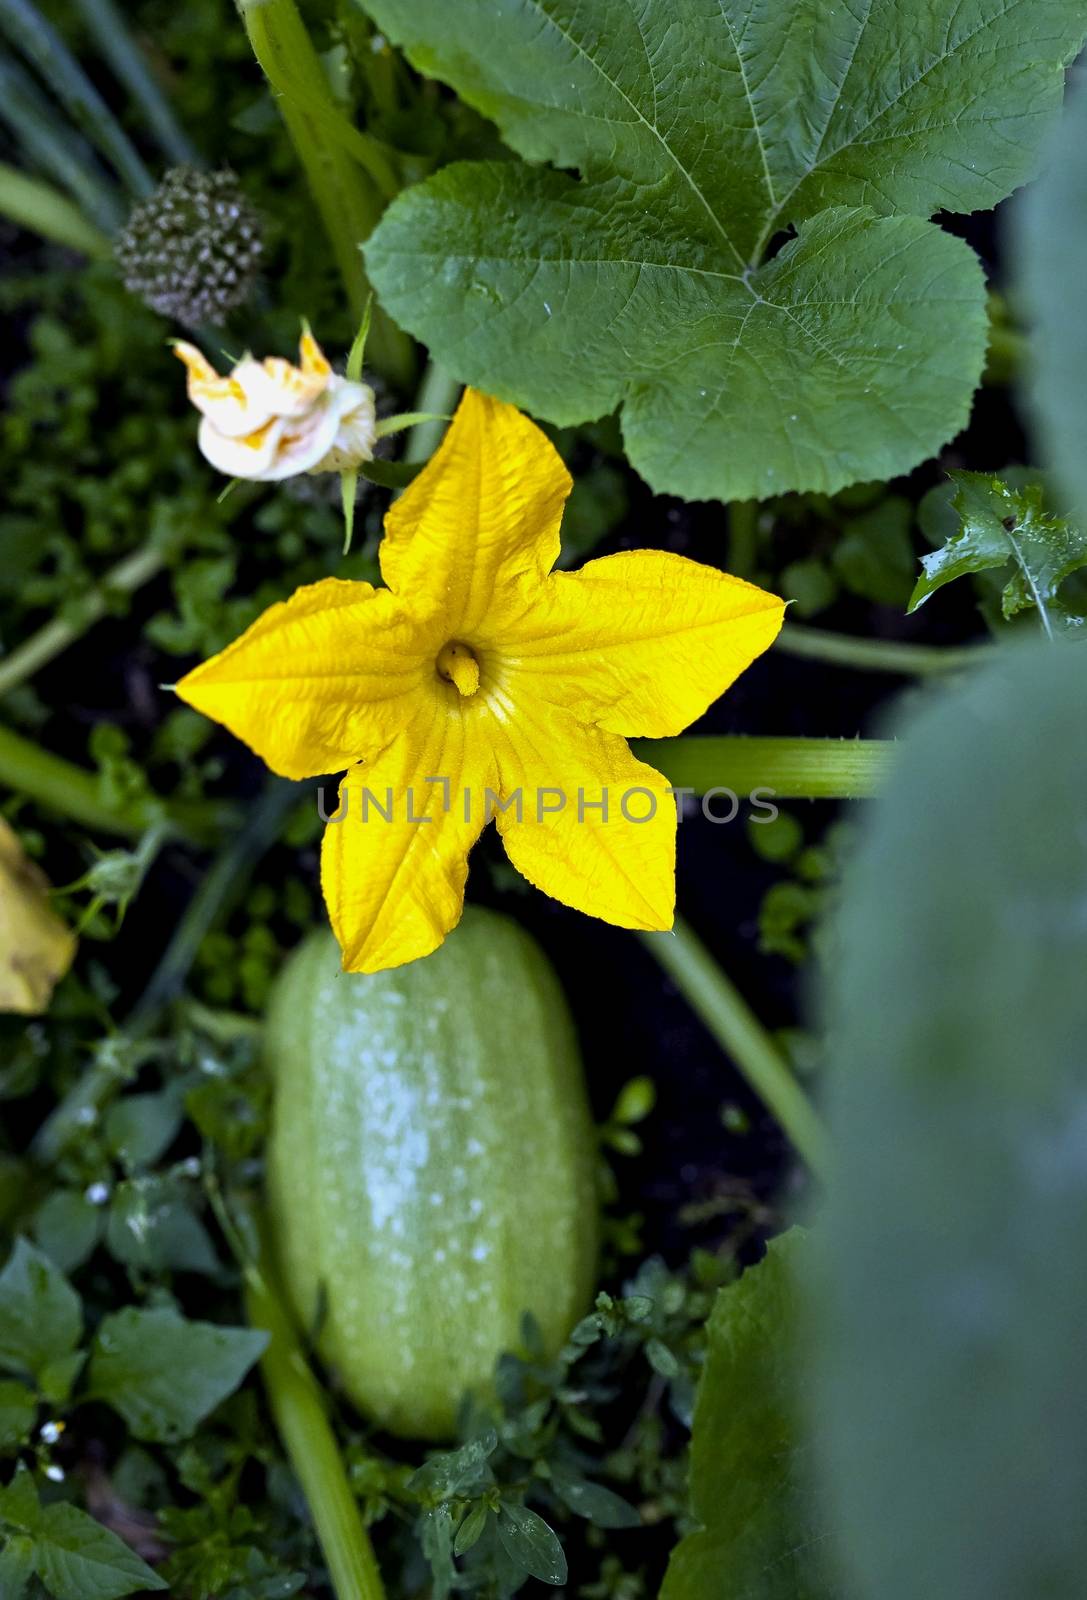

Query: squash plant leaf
[[660, 1229, 833, 1600], [363, 0, 1086, 502], [909, 471, 1087, 636]]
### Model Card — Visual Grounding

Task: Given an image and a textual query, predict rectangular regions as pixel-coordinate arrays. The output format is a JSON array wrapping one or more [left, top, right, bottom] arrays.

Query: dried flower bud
[[115, 166, 263, 327], [174, 330, 377, 480]]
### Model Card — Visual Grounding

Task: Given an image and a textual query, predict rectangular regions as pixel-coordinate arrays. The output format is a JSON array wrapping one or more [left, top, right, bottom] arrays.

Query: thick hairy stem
[[634, 734, 895, 800], [238, 0, 414, 388]]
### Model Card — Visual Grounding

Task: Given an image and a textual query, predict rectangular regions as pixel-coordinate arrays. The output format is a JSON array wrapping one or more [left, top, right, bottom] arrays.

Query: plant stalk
[[238, 0, 413, 387], [0, 720, 232, 840], [726, 499, 758, 578], [776, 622, 996, 676], [634, 735, 895, 799], [0, 542, 168, 701], [639, 916, 830, 1179], [0, 54, 124, 229], [246, 1248, 388, 1600]]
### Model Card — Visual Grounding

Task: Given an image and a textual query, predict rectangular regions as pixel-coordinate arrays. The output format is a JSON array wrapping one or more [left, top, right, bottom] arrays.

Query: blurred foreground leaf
[[812, 642, 1087, 1600], [1018, 81, 1087, 517]]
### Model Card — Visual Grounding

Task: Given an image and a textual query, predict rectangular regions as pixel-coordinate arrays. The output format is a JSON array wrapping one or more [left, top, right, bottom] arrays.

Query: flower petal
[[490, 698, 676, 931], [249, 354, 327, 419], [175, 578, 430, 779], [197, 413, 288, 478], [380, 389, 571, 634], [309, 380, 377, 473], [175, 343, 278, 439], [500, 551, 785, 738], [253, 392, 346, 481], [321, 704, 495, 972]]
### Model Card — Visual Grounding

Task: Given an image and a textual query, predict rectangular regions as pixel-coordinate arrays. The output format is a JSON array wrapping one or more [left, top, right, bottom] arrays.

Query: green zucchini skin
[[265, 906, 599, 1440]]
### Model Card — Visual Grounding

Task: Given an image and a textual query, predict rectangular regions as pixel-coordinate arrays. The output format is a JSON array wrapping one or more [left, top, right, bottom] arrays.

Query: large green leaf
[[811, 642, 1087, 1600], [364, 0, 1085, 501], [1017, 82, 1087, 517], [661, 1231, 833, 1600]]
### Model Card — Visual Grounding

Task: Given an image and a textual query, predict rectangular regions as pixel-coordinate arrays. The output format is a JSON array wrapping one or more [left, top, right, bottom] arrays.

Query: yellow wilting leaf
[[0, 817, 76, 1014]]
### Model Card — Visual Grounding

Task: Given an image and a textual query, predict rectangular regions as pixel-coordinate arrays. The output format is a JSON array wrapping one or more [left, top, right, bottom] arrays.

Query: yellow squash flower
[[176, 391, 784, 973], [174, 330, 376, 481]]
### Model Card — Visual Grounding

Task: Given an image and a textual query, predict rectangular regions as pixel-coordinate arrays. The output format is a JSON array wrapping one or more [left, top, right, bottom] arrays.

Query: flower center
[[436, 640, 480, 698]]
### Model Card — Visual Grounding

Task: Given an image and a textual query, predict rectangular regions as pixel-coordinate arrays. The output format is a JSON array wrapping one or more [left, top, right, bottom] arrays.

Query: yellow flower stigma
[[436, 641, 481, 698], [175, 390, 785, 974]]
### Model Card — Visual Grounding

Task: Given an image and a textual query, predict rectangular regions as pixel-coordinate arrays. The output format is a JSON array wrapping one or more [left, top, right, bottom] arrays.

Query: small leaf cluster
[[343, 1250, 734, 1599], [750, 810, 855, 968], [912, 472, 1087, 636], [0, 1239, 266, 1599]]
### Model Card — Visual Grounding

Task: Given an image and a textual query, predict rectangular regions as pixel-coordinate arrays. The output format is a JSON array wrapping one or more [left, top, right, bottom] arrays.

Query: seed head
[[115, 166, 264, 327]]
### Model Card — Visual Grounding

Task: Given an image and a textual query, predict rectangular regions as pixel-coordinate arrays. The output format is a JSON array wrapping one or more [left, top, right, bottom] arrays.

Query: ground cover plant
[[1, 2, 1086, 1597]]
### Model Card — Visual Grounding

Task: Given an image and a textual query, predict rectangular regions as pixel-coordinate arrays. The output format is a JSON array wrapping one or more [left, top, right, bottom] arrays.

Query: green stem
[[633, 734, 895, 799], [0, 0, 153, 198], [29, 1036, 137, 1167], [727, 499, 758, 578], [245, 1247, 387, 1600], [238, 0, 413, 388], [72, 0, 199, 167], [776, 621, 996, 676], [0, 720, 232, 840], [0, 161, 113, 256], [984, 291, 1026, 387], [639, 916, 830, 1179], [0, 542, 167, 700], [402, 361, 461, 464], [984, 321, 1027, 386]]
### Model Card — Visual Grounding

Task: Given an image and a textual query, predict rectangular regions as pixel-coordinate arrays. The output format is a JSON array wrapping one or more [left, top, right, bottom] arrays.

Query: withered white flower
[[173, 329, 377, 481]]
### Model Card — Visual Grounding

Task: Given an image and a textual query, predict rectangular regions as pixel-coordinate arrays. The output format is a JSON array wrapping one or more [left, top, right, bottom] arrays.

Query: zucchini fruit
[[264, 906, 599, 1439]]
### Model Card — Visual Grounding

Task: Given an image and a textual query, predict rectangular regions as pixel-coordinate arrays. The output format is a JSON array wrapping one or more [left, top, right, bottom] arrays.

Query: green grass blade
[[0, 0, 154, 197], [0, 52, 124, 228], [72, 0, 199, 167], [0, 159, 112, 254]]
